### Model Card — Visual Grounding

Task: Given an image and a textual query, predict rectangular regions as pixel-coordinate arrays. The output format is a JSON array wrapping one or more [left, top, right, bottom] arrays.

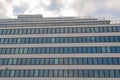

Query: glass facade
[[0, 36, 120, 44], [0, 46, 120, 54], [0, 26, 120, 35], [0, 69, 120, 77], [0, 15, 120, 79], [0, 57, 120, 65]]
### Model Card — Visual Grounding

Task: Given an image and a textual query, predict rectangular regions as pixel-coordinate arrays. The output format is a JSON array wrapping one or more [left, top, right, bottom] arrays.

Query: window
[[84, 70, 88, 77], [54, 70, 58, 77], [104, 70, 109, 77], [13, 59, 17, 65], [0, 59, 3, 65], [8, 59, 13, 65], [44, 70, 48, 77], [55, 58, 58, 65], [49, 70, 53, 77], [45, 59, 49, 65], [39, 70, 43, 77], [64, 70, 68, 77], [10, 70, 15, 77], [19, 70, 24, 77], [74, 70, 78, 77], [94, 70, 99, 77], [69, 58, 73, 64], [29, 70, 34, 77], [40, 59, 44, 65], [59, 70, 63, 77], [24, 70, 29, 77]]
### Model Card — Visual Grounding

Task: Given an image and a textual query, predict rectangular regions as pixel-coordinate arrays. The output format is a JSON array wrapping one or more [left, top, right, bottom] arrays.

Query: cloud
[[0, 0, 120, 20]]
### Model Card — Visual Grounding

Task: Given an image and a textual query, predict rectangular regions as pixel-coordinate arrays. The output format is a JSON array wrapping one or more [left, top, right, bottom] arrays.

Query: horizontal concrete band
[[0, 54, 120, 58], [0, 33, 120, 38], [0, 24, 120, 29], [0, 65, 120, 70], [0, 78, 119, 80], [0, 43, 120, 48]]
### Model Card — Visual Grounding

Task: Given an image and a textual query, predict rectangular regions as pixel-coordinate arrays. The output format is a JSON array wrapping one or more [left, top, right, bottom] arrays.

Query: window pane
[[49, 70, 53, 77], [55, 58, 58, 65], [44, 70, 48, 77], [10, 70, 15, 77], [54, 70, 58, 77]]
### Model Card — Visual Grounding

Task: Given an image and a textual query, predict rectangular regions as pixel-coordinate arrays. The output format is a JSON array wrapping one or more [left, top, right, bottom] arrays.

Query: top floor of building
[[0, 14, 119, 27]]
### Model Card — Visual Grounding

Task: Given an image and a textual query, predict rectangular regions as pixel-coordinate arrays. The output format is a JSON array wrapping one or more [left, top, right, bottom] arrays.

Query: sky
[[0, 0, 120, 20]]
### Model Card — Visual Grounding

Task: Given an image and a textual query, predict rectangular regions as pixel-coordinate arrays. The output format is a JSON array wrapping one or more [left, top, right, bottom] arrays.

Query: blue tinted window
[[73, 47, 77, 53], [98, 58, 102, 64], [49, 70, 53, 77], [84, 70, 88, 77], [34, 70, 39, 77], [46, 47, 50, 53], [83, 58, 87, 64], [113, 58, 118, 64], [41, 48, 45, 54], [19, 70, 24, 77], [104, 70, 109, 77], [69, 70, 73, 77], [79, 70, 83, 77], [64, 58, 68, 64], [31, 59, 35, 65], [59, 70, 63, 77], [102, 47, 106, 53], [29, 70, 34, 77], [87, 47, 91, 53], [69, 58, 73, 64], [94, 70, 99, 77], [39, 70, 43, 77], [73, 58, 77, 65], [83, 47, 87, 53], [55, 58, 58, 65], [59, 58, 63, 64], [0, 59, 3, 65], [116, 47, 120, 53], [36, 59, 40, 65], [111, 47, 116, 53], [92, 47, 96, 53], [28, 48, 32, 54], [99, 70, 104, 77], [103, 58, 108, 64], [64, 70, 68, 77], [110, 70, 115, 77], [64, 47, 68, 53], [40, 59, 44, 65], [69, 47, 72, 53], [78, 58, 82, 64], [74, 70, 78, 77], [54, 70, 58, 77], [50, 58, 54, 65], [115, 70, 120, 77], [93, 58, 97, 64], [88, 58, 92, 64], [50, 48, 54, 53], [37, 48, 41, 54]]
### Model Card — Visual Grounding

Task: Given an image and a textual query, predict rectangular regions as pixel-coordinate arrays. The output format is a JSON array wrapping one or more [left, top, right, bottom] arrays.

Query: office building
[[0, 14, 120, 80]]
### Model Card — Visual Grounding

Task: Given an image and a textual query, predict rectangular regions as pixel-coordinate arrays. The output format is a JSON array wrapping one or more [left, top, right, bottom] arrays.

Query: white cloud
[[60, 8, 78, 17], [105, 0, 120, 10], [0, 0, 120, 20]]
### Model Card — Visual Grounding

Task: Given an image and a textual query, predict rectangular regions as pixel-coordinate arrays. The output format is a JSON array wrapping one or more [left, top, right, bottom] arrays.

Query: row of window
[[0, 69, 120, 77], [0, 21, 110, 27], [0, 36, 120, 44], [0, 57, 120, 65], [0, 26, 120, 35], [0, 46, 120, 54]]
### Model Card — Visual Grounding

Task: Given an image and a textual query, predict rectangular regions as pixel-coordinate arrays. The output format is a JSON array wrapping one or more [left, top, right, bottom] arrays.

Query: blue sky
[[0, 0, 120, 20]]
